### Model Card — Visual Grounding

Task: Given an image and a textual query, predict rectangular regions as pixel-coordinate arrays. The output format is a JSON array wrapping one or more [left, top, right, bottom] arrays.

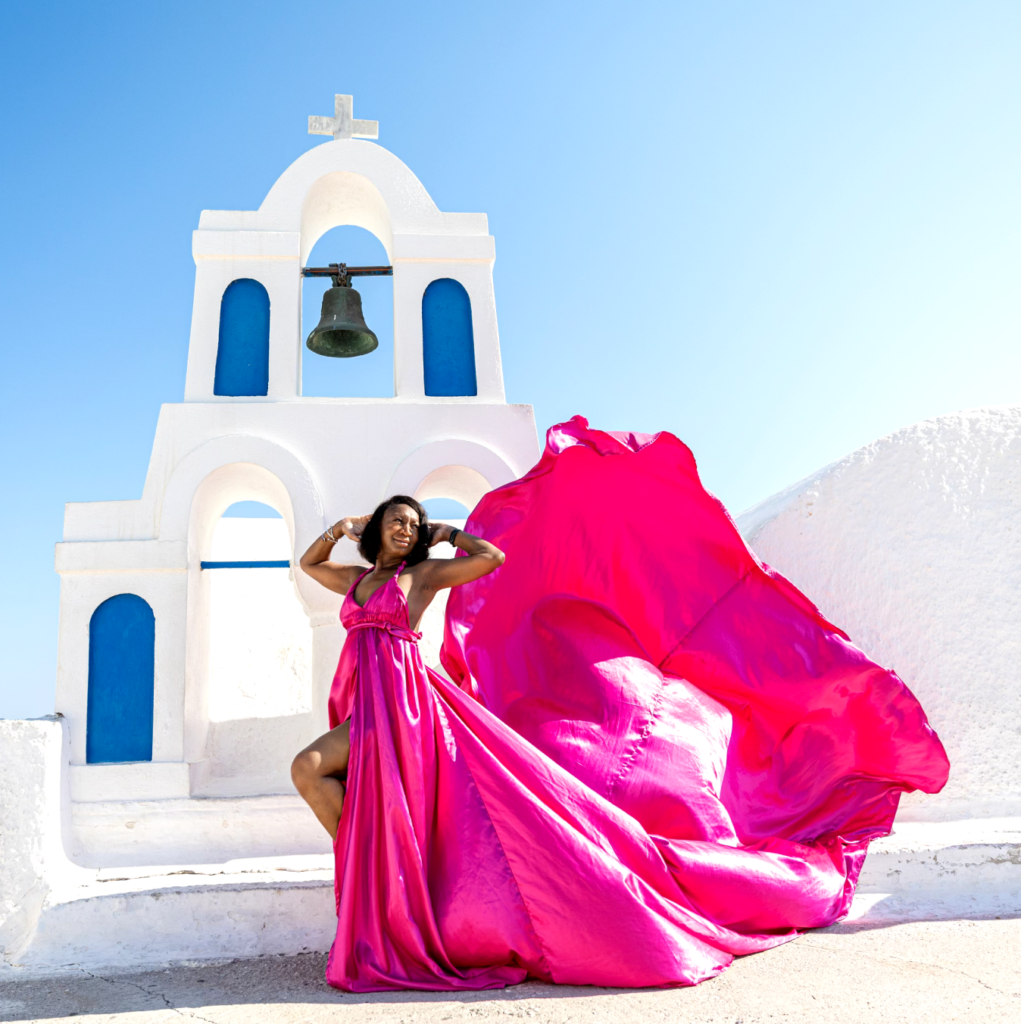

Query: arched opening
[[220, 500, 281, 519], [423, 279, 477, 397], [214, 279, 270, 397], [205, 501, 311, 729], [86, 594, 155, 764], [421, 498, 470, 520], [299, 170, 394, 265], [302, 225, 393, 398], [185, 462, 314, 797], [415, 464, 491, 511]]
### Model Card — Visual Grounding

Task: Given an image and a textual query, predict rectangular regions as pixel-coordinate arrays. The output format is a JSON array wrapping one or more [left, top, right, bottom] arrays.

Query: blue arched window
[[422, 279, 477, 397], [214, 279, 270, 397], [86, 595, 155, 764]]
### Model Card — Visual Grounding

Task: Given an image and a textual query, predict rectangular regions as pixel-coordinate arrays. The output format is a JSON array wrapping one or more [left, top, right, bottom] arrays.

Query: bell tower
[[183, 94, 506, 403], [53, 95, 539, 865]]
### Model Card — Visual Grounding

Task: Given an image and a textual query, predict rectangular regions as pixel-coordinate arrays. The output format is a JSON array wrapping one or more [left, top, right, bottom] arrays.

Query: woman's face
[[379, 504, 420, 561]]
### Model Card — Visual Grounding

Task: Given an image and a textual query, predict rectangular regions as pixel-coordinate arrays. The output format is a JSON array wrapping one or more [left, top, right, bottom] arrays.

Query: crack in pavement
[[797, 938, 1018, 999], [79, 969, 220, 1023]]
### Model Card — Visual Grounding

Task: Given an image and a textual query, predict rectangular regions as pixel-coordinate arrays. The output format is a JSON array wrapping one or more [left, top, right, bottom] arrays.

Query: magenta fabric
[[325, 417, 949, 992]]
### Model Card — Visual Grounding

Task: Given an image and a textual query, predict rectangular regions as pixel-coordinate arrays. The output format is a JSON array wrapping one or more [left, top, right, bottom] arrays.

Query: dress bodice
[[339, 564, 422, 643]]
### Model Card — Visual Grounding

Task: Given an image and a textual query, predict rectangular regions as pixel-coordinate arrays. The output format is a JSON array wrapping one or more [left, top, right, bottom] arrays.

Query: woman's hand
[[338, 515, 370, 541], [298, 515, 371, 596], [428, 522, 455, 547]]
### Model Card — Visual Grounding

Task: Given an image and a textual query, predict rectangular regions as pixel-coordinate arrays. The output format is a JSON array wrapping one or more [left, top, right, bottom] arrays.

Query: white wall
[[0, 718, 69, 961], [738, 406, 1021, 821]]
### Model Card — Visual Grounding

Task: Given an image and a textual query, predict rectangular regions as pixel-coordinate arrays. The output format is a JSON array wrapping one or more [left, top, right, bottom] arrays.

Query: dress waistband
[[345, 619, 422, 644]]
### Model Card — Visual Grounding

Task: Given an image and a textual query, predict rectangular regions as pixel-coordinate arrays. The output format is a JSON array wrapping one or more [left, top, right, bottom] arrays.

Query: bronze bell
[[306, 281, 378, 358]]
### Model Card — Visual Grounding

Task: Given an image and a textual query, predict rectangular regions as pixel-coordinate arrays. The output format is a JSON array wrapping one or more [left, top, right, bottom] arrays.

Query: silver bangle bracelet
[[322, 525, 337, 544]]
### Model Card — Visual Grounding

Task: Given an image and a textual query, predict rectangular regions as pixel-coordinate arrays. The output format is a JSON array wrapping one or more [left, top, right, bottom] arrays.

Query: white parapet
[[0, 717, 70, 967], [19, 855, 336, 973], [0, 716, 336, 974]]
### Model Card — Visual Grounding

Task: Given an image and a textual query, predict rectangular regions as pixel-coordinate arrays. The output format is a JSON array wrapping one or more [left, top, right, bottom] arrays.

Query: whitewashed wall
[[738, 406, 1021, 821]]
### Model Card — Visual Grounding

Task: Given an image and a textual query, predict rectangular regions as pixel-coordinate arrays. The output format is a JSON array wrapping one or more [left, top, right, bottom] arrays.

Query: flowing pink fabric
[[326, 417, 949, 993]]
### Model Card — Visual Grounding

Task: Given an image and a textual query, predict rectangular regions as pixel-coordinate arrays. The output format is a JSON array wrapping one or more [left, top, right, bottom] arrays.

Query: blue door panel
[[422, 279, 477, 397], [86, 594, 155, 763], [214, 279, 270, 397]]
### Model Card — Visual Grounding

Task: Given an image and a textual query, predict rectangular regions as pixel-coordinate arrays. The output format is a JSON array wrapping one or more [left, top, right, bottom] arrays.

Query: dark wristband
[[448, 528, 461, 547]]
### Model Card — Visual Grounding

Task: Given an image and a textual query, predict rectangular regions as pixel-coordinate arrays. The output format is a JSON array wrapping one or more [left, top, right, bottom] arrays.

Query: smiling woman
[[354, 495, 432, 569], [291, 494, 506, 846]]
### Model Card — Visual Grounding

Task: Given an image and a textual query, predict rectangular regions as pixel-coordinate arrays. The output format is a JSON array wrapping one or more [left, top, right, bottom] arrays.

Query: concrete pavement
[[2, 908, 1019, 1024]]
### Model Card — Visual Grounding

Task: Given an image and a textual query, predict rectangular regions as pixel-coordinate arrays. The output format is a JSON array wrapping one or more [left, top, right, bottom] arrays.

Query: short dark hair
[[358, 495, 431, 566]]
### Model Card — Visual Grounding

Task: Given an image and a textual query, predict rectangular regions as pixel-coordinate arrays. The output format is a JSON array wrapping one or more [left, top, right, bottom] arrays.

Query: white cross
[[308, 94, 379, 141]]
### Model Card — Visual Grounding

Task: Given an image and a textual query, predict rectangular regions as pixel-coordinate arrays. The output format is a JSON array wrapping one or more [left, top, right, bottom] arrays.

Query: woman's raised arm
[[416, 524, 505, 592], [298, 516, 370, 595]]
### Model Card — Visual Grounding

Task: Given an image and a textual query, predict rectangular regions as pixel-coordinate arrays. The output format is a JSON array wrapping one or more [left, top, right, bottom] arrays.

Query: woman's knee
[[290, 749, 320, 790]]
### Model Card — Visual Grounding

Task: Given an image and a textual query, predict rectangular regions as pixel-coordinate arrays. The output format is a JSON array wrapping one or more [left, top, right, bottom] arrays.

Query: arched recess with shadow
[[87, 594, 155, 763], [214, 279, 270, 397], [181, 460, 316, 798], [173, 462, 314, 796], [385, 439, 516, 513], [422, 279, 477, 397]]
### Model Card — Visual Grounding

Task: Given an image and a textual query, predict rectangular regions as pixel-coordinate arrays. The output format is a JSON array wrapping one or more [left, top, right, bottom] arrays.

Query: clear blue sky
[[3, 2, 1021, 718]]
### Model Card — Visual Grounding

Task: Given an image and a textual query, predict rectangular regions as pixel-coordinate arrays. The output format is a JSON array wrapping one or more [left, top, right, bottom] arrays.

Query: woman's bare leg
[[291, 721, 350, 840]]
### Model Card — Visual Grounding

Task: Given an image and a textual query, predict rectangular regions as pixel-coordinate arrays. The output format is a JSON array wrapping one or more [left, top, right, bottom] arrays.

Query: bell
[[306, 282, 378, 357]]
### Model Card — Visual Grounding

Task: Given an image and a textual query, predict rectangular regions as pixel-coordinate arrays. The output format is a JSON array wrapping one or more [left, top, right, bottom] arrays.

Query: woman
[[293, 418, 949, 994], [292, 497, 505, 839]]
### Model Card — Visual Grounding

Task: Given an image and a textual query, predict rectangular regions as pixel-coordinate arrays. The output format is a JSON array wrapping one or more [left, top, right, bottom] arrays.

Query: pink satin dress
[[325, 417, 949, 993]]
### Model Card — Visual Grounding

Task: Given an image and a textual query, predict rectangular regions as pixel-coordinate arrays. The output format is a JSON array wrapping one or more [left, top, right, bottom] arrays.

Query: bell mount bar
[[301, 263, 393, 286]]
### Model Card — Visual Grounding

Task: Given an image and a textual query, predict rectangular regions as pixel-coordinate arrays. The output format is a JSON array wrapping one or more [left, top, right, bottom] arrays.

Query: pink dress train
[[325, 417, 949, 993]]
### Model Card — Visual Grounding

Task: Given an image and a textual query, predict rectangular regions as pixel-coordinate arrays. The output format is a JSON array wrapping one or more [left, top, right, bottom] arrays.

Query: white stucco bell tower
[[51, 95, 540, 867], [185, 98, 508, 404]]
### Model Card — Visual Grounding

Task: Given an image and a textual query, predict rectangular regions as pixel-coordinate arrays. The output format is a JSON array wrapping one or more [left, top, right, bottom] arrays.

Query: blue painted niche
[[86, 594, 155, 764], [214, 279, 270, 396], [422, 279, 477, 397]]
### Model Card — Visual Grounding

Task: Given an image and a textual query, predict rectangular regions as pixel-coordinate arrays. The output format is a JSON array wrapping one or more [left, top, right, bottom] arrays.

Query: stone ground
[[2, 913, 1019, 1024]]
